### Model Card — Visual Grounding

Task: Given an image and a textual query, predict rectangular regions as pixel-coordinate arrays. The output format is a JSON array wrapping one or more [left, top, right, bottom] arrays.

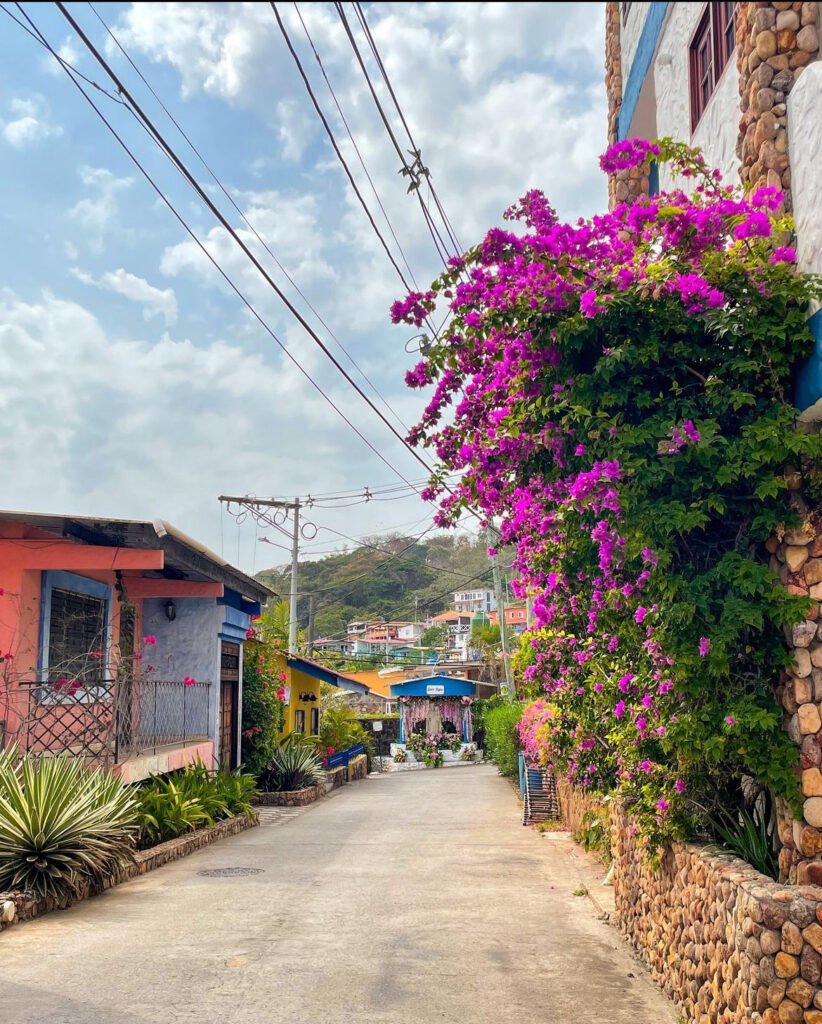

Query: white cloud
[[2, 95, 62, 147], [68, 166, 135, 253], [42, 36, 82, 76], [0, 289, 425, 563], [69, 266, 179, 325]]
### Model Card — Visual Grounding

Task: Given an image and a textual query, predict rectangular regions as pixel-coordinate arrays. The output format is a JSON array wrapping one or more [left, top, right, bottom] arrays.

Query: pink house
[[0, 511, 272, 782]]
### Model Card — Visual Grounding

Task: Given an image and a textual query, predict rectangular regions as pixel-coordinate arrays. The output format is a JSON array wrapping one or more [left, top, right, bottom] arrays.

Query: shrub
[[135, 780, 212, 847], [134, 762, 258, 846], [319, 704, 373, 761], [484, 704, 523, 778], [260, 735, 325, 792], [393, 748, 408, 763], [0, 751, 138, 899], [241, 638, 287, 777]]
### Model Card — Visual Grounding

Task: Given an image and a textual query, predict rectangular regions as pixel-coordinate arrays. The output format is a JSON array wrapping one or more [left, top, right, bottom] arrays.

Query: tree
[[420, 624, 448, 648]]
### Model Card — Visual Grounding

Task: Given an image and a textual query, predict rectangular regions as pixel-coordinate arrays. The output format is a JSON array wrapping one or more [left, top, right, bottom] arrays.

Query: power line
[[23, 4, 423, 495], [55, 1, 438, 489], [269, 1, 415, 294], [86, 0, 410, 439], [333, 2, 455, 267], [292, 1, 420, 296], [351, 1, 463, 256]]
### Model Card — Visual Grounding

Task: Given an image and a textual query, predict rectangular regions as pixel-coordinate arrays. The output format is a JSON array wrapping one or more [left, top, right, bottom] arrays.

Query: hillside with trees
[[256, 532, 492, 639]]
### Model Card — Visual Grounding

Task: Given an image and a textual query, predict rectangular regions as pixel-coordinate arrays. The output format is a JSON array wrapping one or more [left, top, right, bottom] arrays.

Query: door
[[219, 641, 240, 769]]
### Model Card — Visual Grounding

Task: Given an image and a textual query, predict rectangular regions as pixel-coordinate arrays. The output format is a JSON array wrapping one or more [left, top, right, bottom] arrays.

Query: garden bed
[[0, 811, 258, 935]]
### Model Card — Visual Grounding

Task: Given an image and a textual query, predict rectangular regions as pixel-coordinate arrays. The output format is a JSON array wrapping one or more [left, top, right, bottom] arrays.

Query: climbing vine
[[399, 138, 822, 846]]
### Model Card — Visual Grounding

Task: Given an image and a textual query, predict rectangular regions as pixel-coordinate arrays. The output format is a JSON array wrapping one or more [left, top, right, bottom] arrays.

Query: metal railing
[[19, 677, 212, 767]]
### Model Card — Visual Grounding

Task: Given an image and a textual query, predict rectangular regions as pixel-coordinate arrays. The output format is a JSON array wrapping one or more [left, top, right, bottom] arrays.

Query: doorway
[[219, 640, 240, 769]]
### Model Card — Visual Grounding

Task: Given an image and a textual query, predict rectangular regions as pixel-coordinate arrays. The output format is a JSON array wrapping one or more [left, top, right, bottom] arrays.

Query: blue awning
[[286, 656, 369, 693], [389, 674, 476, 698]]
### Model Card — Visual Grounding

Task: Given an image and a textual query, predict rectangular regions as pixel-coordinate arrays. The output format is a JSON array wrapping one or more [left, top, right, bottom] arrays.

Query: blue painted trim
[[618, 2, 669, 141], [219, 624, 248, 642], [795, 310, 822, 411], [220, 588, 261, 617], [649, 160, 660, 196], [39, 570, 112, 679], [389, 675, 475, 697], [287, 655, 339, 686]]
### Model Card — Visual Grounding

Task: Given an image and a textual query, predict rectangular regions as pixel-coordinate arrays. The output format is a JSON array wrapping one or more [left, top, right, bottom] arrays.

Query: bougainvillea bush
[[397, 138, 822, 846]]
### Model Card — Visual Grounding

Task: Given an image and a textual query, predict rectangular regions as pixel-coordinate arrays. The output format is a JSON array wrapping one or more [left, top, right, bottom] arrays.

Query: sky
[[0, 1, 607, 573]]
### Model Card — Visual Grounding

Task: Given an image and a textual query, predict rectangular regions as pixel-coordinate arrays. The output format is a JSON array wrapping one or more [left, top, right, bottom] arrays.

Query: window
[[310, 707, 319, 735], [294, 709, 306, 734], [689, 3, 737, 130]]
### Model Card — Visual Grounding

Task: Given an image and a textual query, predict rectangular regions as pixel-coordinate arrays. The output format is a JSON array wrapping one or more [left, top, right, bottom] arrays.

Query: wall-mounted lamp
[[165, 600, 177, 622]]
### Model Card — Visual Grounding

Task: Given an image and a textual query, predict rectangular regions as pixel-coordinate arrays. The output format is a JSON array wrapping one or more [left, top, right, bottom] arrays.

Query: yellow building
[[278, 654, 369, 737]]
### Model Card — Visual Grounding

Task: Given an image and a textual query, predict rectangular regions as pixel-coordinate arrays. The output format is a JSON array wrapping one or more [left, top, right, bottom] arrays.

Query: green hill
[[256, 532, 492, 639]]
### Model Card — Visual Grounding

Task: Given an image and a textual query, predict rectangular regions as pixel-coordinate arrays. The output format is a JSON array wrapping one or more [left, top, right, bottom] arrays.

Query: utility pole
[[307, 594, 315, 658], [487, 524, 514, 699], [288, 499, 300, 654], [218, 495, 301, 653]]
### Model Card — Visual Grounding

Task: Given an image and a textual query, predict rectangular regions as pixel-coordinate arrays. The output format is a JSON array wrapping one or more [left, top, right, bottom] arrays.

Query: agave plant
[[0, 754, 139, 900], [260, 735, 325, 792]]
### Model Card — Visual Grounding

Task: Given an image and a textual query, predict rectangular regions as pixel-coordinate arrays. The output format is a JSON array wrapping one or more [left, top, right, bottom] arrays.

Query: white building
[[607, 1, 821, 408], [452, 588, 497, 614]]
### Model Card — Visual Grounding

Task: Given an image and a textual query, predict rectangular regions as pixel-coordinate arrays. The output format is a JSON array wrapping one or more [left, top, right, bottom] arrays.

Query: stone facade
[[0, 811, 258, 936], [768, 506, 822, 884], [737, 1, 820, 208], [613, 801, 822, 1024]]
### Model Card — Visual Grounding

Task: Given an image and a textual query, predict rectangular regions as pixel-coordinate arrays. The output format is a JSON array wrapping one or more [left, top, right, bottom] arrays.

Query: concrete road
[[0, 764, 676, 1024]]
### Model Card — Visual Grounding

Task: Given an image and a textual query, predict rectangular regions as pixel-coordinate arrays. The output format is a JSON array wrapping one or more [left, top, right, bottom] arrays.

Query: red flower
[[278, 670, 287, 682], [53, 678, 81, 696], [183, 675, 196, 687], [276, 687, 286, 701], [89, 650, 102, 658], [245, 627, 255, 639], [327, 747, 335, 756], [143, 635, 157, 645], [0, 587, 4, 596]]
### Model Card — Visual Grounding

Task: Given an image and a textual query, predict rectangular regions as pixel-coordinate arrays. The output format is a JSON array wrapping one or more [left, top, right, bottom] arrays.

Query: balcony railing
[[18, 677, 212, 767]]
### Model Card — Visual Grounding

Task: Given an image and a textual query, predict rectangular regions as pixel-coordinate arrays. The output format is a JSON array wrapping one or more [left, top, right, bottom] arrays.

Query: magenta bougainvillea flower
[[398, 136, 822, 844]]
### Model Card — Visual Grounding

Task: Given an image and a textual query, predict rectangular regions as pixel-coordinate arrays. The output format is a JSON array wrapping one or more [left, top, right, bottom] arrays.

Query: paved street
[[1, 765, 675, 1023]]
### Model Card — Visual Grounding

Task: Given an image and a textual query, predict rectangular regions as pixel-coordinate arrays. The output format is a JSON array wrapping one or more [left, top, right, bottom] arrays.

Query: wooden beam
[[124, 578, 224, 599], [0, 542, 164, 571]]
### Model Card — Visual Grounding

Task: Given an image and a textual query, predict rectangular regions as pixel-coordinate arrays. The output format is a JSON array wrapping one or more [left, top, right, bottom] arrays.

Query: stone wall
[[0, 811, 257, 935], [349, 753, 368, 781], [557, 776, 599, 837], [257, 783, 324, 807], [736, 1, 820, 208], [767, 506, 822, 883], [613, 801, 822, 1024], [604, 1, 623, 209]]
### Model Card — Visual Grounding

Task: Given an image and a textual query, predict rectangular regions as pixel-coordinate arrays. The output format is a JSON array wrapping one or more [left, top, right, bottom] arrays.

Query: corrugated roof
[[0, 509, 273, 603]]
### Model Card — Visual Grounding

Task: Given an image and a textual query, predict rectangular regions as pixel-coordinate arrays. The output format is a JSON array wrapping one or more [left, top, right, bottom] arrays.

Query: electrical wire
[[351, 1, 463, 256], [86, 0, 411, 439], [333, 2, 454, 267], [269, 1, 414, 294], [292, 2, 419, 294], [55, 2, 439, 489], [22, 4, 425, 497]]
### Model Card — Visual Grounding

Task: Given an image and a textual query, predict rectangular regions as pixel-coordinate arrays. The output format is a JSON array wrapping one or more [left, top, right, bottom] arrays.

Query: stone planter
[[256, 783, 323, 807]]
